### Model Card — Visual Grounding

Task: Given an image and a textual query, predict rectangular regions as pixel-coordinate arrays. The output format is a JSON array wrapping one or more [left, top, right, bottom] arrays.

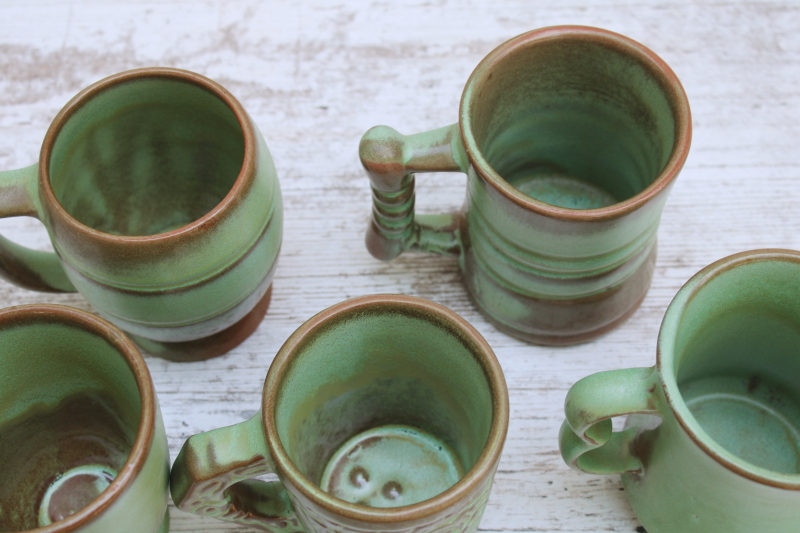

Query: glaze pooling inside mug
[[49, 77, 244, 236], [320, 425, 464, 507], [274, 306, 493, 508], [469, 37, 677, 208], [674, 259, 800, 475], [0, 321, 141, 531]]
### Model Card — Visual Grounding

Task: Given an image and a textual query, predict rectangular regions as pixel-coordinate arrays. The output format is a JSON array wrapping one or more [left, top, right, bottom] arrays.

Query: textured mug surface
[[0, 304, 170, 533], [0, 68, 282, 361], [170, 294, 509, 533], [359, 26, 691, 345], [559, 249, 800, 532]]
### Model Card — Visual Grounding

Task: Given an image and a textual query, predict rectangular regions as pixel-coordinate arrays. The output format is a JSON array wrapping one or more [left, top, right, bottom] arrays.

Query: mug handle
[[559, 367, 661, 475], [359, 123, 470, 260], [170, 414, 305, 532], [0, 164, 75, 292]]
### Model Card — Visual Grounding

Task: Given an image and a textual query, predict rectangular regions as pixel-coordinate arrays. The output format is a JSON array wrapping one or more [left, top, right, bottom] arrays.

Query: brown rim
[[459, 26, 692, 221], [0, 304, 156, 531], [262, 294, 510, 523], [38, 67, 257, 246], [657, 249, 800, 490]]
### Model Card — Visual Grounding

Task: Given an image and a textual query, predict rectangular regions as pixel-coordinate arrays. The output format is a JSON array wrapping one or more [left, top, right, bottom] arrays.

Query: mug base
[[463, 245, 655, 346], [130, 285, 272, 362], [480, 289, 647, 346]]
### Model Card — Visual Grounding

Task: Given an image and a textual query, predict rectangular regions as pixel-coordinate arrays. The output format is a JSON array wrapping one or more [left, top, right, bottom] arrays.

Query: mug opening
[[43, 69, 248, 238], [264, 295, 508, 521], [0, 305, 155, 532], [659, 251, 800, 488], [461, 26, 690, 218]]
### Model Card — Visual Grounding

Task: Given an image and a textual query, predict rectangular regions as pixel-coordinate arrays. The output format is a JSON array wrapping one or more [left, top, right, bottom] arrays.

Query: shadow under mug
[[0, 304, 170, 533], [0, 68, 282, 361], [170, 295, 509, 533], [360, 26, 691, 345], [560, 250, 800, 532]]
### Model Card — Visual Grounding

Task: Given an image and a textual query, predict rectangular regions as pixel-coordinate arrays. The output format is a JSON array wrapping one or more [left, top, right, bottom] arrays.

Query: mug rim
[[262, 294, 510, 523], [657, 249, 800, 490], [459, 25, 692, 222], [0, 304, 158, 532], [38, 67, 258, 245]]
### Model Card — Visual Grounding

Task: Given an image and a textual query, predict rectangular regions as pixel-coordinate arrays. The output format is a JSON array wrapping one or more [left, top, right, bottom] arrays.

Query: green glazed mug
[[170, 295, 509, 533], [0, 68, 282, 361], [559, 249, 800, 532], [360, 26, 691, 345], [0, 304, 170, 533]]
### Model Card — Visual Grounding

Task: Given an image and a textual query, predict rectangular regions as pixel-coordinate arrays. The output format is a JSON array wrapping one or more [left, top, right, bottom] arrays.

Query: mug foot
[[130, 285, 272, 362], [464, 245, 655, 346]]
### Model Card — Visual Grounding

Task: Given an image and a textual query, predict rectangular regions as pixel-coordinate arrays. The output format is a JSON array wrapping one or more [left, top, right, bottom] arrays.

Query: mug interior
[[465, 30, 679, 209], [48, 76, 244, 236], [272, 303, 495, 509], [0, 311, 142, 531], [669, 256, 800, 477]]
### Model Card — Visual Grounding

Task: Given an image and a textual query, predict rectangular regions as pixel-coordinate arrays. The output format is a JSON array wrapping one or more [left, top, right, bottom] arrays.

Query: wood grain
[[2, 1, 799, 531]]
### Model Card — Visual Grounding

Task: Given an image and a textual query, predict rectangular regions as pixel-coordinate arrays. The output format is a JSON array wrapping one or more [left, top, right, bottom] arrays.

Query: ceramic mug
[[0, 68, 282, 361], [359, 26, 691, 345], [171, 295, 509, 533], [0, 304, 170, 533], [560, 249, 800, 532]]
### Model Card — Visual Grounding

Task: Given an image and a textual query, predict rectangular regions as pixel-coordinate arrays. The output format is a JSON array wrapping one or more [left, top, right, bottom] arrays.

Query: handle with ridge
[[0, 164, 74, 292], [559, 367, 661, 475], [359, 123, 469, 261], [170, 414, 304, 532]]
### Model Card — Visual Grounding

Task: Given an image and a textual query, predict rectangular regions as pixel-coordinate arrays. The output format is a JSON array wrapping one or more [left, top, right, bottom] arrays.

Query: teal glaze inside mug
[[273, 307, 494, 508], [468, 36, 677, 208], [0, 317, 141, 531], [670, 258, 800, 475], [48, 78, 244, 236]]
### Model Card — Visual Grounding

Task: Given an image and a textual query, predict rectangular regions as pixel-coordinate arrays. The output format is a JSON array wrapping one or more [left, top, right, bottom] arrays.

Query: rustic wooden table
[[1, 1, 798, 532]]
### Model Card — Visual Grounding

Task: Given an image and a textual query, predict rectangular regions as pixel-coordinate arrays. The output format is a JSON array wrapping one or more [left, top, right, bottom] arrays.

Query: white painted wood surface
[[1, 1, 799, 531]]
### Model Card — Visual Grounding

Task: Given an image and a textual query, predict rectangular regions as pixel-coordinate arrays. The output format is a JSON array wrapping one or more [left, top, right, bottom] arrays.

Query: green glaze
[[360, 26, 691, 345], [560, 250, 800, 533], [0, 68, 283, 360], [320, 425, 465, 508], [0, 304, 169, 533], [170, 295, 509, 533]]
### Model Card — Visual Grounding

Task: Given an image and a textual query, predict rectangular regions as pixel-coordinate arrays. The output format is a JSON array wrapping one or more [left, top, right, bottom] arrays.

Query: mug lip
[[38, 67, 257, 245], [262, 294, 510, 523], [656, 249, 800, 490], [459, 25, 692, 221], [0, 304, 157, 532]]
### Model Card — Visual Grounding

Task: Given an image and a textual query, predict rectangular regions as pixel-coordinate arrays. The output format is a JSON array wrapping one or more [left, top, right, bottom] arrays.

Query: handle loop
[[359, 123, 469, 261], [0, 164, 74, 292], [170, 414, 304, 532], [560, 366, 661, 475]]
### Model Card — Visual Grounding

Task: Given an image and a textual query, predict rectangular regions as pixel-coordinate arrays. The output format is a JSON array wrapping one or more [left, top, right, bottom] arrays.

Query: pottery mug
[[171, 295, 509, 533], [359, 26, 691, 345], [0, 67, 282, 361], [0, 304, 170, 533], [560, 249, 800, 532]]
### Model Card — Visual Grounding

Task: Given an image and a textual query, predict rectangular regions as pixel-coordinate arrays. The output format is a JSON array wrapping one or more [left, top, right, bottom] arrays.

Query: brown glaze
[[0, 392, 134, 531], [130, 284, 272, 362]]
